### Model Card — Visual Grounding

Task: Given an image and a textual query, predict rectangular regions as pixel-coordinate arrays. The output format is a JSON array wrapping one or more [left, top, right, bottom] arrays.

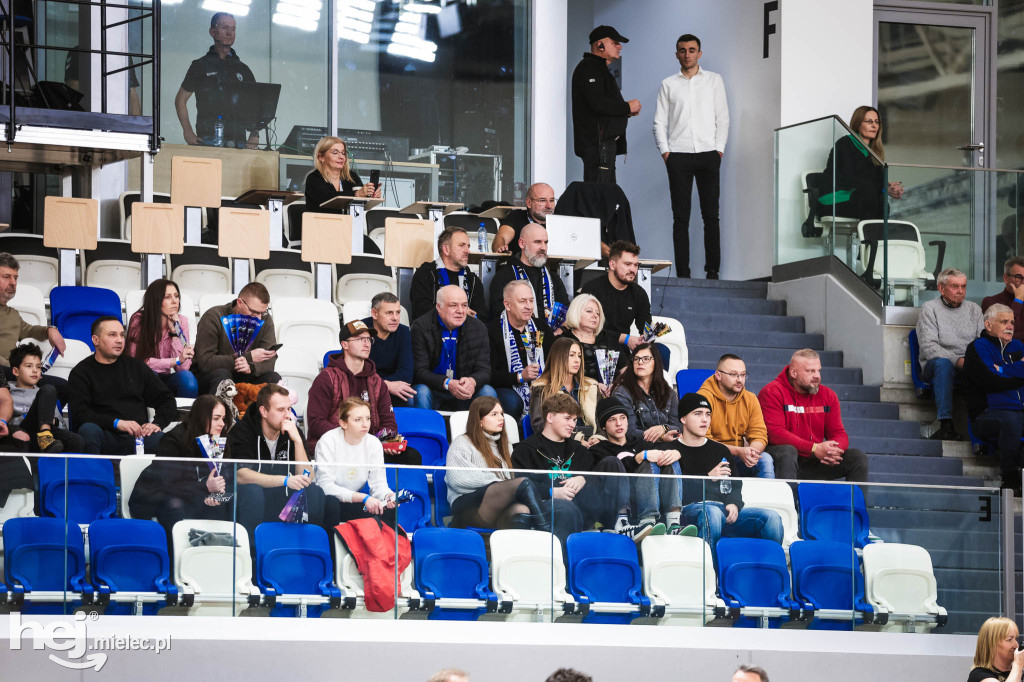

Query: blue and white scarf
[[512, 263, 552, 319], [435, 258, 470, 299], [501, 310, 544, 410]]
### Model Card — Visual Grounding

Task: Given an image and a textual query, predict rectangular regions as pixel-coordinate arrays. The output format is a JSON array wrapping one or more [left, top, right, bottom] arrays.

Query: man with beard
[[487, 224, 569, 328], [410, 227, 486, 320], [580, 240, 651, 353], [757, 348, 868, 482], [492, 183, 556, 257]]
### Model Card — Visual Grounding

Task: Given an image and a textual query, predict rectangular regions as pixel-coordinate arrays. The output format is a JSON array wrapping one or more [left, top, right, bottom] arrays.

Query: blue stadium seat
[[394, 407, 449, 468], [412, 527, 497, 620], [37, 456, 117, 525], [676, 368, 714, 398], [797, 482, 871, 549], [3, 517, 92, 613], [566, 532, 650, 624], [907, 330, 933, 398], [323, 349, 342, 369], [255, 522, 341, 618], [49, 286, 123, 350], [717, 537, 800, 627], [521, 414, 533, 438], [431, 469, 495, 534], [89, 518, 178, 615], [789, 539, 873, 629], [386, 466, 432, 532]]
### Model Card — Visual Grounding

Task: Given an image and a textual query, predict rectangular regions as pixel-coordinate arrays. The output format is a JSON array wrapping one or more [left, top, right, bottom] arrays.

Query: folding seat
[[3, 517, 92, 613], [342, 299, 408, 327], [119, 454, 155, 519], [385, 466, 432, 532], [490, 528, 574, 622], [125, 289, 198, 339], [89, 518, 178, 615], [172, 519, 258, 616], [857, 219, 944, 305], [566, 532, 652, 624], [716, 537, 801, 628], [0, 488, 34, 524], [9, 283, 46, 326], [81, 239, 144, 303], [907, 329, 932, 398], [119, 190, 171, 241], [49, 285, 122, 349], [37, 456, 117, 525], [862, 542, 947, 632], [676, 368, 714, 399], [393, 407, 448, 468], [412, 527, 496, 620], [169, 244, 233, 305], [365, 207, 411, 233], [273, 346, 318, 419], [789, 539, 873, 629], [254, 522, 341, 617], [448, 411, 520, 445], [797, 482, 871, 549], [43, 338, 92, 382], [650, 314, 688, 380], [272, 296, 341, 362], [740, 479, 800, 549], [332, 532, 417, 618], [0, 234, 60, 295], [443, 212, 497, 251], [254, 249, 316, 299], [335, 255, 396, 306], [198, 292, 237, 318], [640, 534, 722, 626]]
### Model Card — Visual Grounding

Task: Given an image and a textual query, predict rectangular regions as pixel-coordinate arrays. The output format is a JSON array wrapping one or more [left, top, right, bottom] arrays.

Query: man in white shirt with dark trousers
[[653, 33, 729, 280]]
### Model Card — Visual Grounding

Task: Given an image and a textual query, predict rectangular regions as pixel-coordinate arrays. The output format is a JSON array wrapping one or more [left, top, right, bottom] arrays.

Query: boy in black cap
[[670, 393, 784, 562], [571, 25, 641, 182]]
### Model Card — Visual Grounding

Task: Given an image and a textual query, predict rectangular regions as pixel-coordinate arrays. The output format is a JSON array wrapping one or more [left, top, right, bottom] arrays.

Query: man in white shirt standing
[[653, 33, 729, 280]]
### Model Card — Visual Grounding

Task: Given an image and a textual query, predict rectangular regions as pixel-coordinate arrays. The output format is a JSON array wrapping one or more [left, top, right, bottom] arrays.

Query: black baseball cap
[[589, 25, 629, 44]]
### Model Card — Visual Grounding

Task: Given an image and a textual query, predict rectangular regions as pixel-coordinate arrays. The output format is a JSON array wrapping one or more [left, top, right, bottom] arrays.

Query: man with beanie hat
[[590, 396, 698, 538], [669, 393, 783, 564]]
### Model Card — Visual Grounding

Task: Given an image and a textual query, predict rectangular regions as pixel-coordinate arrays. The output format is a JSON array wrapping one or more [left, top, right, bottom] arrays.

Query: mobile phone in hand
[[269, 343, 284, 351], [369, 169, 380, 187]]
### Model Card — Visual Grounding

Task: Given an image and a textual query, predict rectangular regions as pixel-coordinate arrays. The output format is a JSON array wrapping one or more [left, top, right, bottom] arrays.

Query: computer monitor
[[224, 82, 281, 130], [545, 214, 601, 260]]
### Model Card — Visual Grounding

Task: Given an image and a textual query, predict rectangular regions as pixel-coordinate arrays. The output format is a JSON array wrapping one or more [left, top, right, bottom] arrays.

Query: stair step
[[937, 588, 1003, 612], [934, 568, 1002, 591], [686, 345, 842, 367], [653, 296, 786, 317], [872, 527, 998, 553], [739, 381, 880, 403], [867, 455, 963, 476], [870, 507, 994, 528], [652, 283, 767, 300], [866, 472, 985, 487], [841, 401, 901, 420], [685, 329, 824, 350], [688, 362, 862, 385], [653, 277, 769, 294], [680, 312, 805, 333], [851, 436, 943, 457], [869, 488, 999, 511], [846, 418, 920, 439]]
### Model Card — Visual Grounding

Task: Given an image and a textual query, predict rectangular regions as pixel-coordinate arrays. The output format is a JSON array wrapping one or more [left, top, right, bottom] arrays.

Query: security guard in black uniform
[[570, 26, 641, 183], [174, 12, 259, 149]]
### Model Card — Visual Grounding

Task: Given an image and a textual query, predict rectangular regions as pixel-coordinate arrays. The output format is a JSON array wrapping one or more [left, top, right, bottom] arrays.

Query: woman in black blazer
[[304, 136, 381, 209]]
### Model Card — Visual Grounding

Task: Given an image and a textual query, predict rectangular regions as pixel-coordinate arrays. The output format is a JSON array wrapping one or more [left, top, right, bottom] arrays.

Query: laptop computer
[[545, 214, 601, 260]]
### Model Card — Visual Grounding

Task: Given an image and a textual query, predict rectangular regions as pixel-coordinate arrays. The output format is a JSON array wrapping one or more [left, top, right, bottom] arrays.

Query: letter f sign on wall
[[764, 1, 778, 59]]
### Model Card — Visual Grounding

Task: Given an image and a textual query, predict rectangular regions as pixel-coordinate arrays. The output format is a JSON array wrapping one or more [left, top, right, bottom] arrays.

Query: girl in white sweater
[[315, 397, 396, 526]]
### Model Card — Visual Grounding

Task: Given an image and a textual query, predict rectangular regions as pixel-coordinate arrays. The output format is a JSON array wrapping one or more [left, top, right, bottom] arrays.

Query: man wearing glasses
[[193, 282, 280, 394], [697, 354, 775, 478], [982, 256, 1024, 342]]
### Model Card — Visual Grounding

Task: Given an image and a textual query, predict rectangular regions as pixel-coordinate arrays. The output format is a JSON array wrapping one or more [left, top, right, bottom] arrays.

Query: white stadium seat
[[119, 454, 156, 520], [172, 519, 258, 617], [641, 534, 722, 626], [740, 478, 800, 549], [489, 529, 573, 621], [332, 533, 418, 618], [863, 542, 947, 633], [448, 411, 520, 446], [8, 284, 47, 327]]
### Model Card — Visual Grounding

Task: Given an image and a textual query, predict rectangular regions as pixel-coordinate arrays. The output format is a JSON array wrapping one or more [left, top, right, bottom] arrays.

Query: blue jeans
[[412, 383, 497, 410], [923, 357, 955, 420], [495, 388, 525, 421], [734, 451, 775, 478], [633, 460, 682, 521], [680, 501, 783, 568], [973, 409, 1024, 474], [77, 423, 164, 456], [161, 370, 199, 399]]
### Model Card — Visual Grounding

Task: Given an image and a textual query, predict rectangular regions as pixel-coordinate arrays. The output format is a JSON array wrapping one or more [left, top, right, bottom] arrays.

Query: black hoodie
[[226, 404, 305, 479], [511, 433, 596, 498]]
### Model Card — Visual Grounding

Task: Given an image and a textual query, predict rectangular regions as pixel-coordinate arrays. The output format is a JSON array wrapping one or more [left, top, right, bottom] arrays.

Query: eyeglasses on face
[[718, 370, 748, 379], [633, 355, 654, 365]]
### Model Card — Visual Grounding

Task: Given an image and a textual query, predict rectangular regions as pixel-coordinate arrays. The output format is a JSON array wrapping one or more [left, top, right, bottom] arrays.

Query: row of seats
[[0, 516, 945, 630]]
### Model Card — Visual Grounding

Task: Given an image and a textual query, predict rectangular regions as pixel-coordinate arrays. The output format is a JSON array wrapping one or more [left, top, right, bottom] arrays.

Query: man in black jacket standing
[[571, 26, 641, 182]]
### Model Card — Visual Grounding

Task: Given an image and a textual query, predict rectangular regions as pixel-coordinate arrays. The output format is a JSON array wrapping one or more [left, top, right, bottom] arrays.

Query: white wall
[[532, 0, 572, 193]]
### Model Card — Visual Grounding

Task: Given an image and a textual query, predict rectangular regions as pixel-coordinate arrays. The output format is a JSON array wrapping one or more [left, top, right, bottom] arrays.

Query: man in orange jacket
[[698, 353, 775, 478]]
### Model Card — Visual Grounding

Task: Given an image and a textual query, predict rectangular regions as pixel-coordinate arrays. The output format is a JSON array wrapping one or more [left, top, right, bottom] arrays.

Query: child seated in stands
[[8, 343, 84, 453]]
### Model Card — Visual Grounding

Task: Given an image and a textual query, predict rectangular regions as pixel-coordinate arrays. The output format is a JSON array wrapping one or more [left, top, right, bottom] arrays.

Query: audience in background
[[69, 317, 175, 455], [529, 337, 600, 441], [194, 282, 280, 394], [488, 224, 569, 326], [492, 182, 556, 256], [8, 343, 83, 453], [365, 292, 415, 407], [410, 227, 486, 320], [982, 256, 1024, 342], [559, 293, 615, 388], [127, 278, 198, 398], [916, 267, 983, 441], [698, 353, 774, 478], [580, 240, 651, 354], [487, 280, 551, 422], [612, 342, 679, 443]]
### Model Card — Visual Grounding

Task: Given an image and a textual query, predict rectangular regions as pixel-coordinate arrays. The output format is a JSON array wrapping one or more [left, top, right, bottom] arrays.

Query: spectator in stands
[[228, 383, 325, 529], [698, 354, 774, 478], [8, 343, 83, 453], [968, 616, 1024, 682], [130, 395, 257, 543], [963, 304, 1024, 495], [304, 136, 380, 206], [982, 256, 1024, 342], [580, 240, 652, 355], [733, 666, 770, 682], [410, 227, 486, 320], [365, 292, 415, 406], [758, 349, 869, 483], [487, 280, 551, 422], [491, 182, 556, 256], [611, 343, 680, 443], [428, 670, 469, 682], [0, 252, 67, 396], [315, 396, 397, 527], [411, 285, 496, 410], [487, 224, 569, 326], [446, 395, 573, 537], [306, 320, 420, 466], [512, 393, 634, 536], [560, 293, 616, 389], [670, 393, 784, 559], [126, 278, 197, 398], [546, 669, 592, 682], [68, 317, 175, 455], [194, 282, 280, 394], [917, 267, 984, 441], [530, 337, 600, 442]]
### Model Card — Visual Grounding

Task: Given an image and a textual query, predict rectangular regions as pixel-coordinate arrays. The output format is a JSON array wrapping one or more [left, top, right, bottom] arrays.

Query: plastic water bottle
[[477, 223, 488, 253], [213, 116, 225, 147], [719, 458, 732, 495], [135, 437, 145, 456]]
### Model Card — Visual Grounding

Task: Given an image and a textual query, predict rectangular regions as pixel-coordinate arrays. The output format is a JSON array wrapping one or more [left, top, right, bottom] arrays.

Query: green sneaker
[[649, 523, 667, 536], [669, 524, 699, 537]]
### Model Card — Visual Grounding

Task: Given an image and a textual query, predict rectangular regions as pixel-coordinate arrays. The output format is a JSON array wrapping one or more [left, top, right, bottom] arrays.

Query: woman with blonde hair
[[304, 136, 381, 209], [560, 293, 616, 390], [969, 616, 1024, 682], [529, 336, 600, 442]]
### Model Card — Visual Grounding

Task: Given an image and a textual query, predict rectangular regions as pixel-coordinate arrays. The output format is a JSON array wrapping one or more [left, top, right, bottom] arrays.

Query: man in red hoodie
[[757, 348, 868, 482]]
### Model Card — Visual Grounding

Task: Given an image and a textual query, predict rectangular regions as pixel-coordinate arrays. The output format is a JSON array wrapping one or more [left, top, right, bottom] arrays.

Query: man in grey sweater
[[917, 268, 984, 440]]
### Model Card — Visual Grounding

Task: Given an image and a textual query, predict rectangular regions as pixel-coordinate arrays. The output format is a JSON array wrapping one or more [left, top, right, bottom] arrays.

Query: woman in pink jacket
[[127, 278, 197, 397]]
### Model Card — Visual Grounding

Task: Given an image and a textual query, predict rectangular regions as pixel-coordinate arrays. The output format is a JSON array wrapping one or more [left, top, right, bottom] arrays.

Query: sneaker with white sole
[[618, 522, 655, 543], [669, 524, 699, 537]]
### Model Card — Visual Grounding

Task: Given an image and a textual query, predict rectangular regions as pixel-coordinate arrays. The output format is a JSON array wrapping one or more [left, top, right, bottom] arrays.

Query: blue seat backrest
[[433, 468, 451, 526], [412, 527, 489, 600], [49, 286, 122, 350], [394, 408, 449, 468], [717, 538, 793, 609], [37, 456, 117, 525], [3, 517, 87, 595], [789, 539, 868, 612], [89, 518, 173, 614], [566, 532, 643, 605], [676, 369, 715, 399], [521, 414, 533, 439], [797, 483, 870, 549], [323, 350, 342, 369], [908, 329, 932, 396], [386, 466, 431, 532], [255, 522, 333, 597]]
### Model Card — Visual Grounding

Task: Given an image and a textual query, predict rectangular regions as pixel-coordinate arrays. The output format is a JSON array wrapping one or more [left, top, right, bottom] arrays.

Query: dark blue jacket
[[963, 331, 1024, 419]]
